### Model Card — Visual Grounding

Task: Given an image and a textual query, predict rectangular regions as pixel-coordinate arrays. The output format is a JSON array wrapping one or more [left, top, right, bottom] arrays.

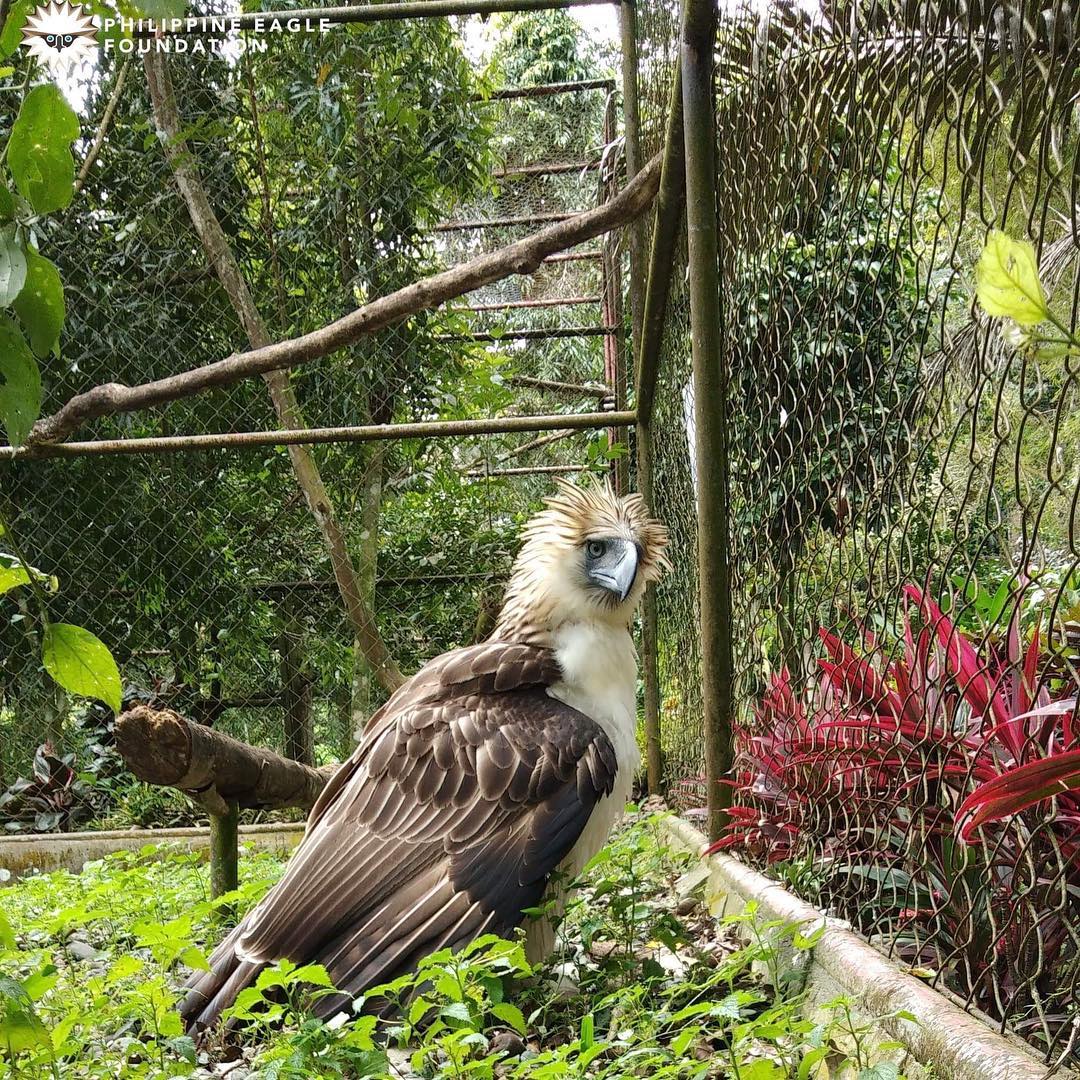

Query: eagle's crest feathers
[[495, 479, 668, 641]]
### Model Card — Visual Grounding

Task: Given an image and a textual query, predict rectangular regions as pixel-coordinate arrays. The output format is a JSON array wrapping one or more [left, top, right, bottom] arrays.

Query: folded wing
[[180, 641, 617, 1028]]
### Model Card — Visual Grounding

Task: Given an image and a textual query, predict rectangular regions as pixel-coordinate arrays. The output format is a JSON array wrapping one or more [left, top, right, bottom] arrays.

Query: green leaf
[[492, 1002, 526, 1035], [0, 186, 13, 224], [13, 248, 64, 355], [178, 945, 209, 972], [0, 311, 41, 446], [0, 912, 13, 950], [107, 955, 144, 983], [975, 230, 1050, 325], [440, 1001, 473, 1025], [0, 975, 50, 1055], [0, 563, 30, 595], [859, 1065, 900, 1080], [0, 0, 31, 59], [0, 224, 27, 306], [9, 84, 80, 214], [168, 1034, 197, 1064], [42, 622, 122, 712], [21, 967, 57, 1001]]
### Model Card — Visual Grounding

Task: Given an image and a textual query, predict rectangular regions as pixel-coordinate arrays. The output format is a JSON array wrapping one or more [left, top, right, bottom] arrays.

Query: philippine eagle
[[181, 480, 668, 1028]]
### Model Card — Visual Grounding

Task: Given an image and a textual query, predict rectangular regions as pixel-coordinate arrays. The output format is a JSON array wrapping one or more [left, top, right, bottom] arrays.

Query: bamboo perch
[[115, 705, 336, 813], [682, 0, 734, 841], [2, 411, 635, 460], [27, 153, 660, 448]]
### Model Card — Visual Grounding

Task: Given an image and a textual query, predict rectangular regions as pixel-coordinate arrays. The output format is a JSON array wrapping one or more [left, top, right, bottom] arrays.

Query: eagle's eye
[[585, 539, 607, 560], [62, 33, 73, 44], [45, 33, 56, 43]]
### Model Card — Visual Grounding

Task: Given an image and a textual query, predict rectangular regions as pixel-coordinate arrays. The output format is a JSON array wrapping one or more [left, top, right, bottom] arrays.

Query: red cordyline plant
[[707, 584, 1080, 1032]]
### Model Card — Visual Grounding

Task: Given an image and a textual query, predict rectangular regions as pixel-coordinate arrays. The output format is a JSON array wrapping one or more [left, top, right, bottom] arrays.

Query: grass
[[1, 809, 916, 1078]]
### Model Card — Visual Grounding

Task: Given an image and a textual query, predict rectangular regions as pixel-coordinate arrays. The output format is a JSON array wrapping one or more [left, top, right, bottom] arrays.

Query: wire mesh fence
[[6, 0, 1080, 1064], [641, 0, 1080, 1060], [0, 12, 629, 832]]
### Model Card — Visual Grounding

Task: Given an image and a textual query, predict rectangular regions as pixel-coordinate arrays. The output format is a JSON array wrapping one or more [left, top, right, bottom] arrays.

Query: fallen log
[[115, 705, 337, 815]]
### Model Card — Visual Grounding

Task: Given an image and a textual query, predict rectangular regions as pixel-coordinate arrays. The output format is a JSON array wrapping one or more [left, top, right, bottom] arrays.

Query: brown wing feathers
[[180, 642, 617, 1029]]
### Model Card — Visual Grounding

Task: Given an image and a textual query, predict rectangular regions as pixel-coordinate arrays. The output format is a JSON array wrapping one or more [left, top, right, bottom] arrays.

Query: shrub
[[710, 584, 1080, 1034]]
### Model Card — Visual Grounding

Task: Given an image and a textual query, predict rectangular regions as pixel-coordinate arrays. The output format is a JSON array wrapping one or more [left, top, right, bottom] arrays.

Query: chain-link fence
[[642, 0, 1080, 1060], [0, 10, 629, 831], [6, 0, 1080, 1063]]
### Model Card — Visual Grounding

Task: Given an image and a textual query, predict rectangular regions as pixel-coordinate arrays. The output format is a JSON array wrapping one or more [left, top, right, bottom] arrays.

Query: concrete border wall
[[0, 821, 305, 881], [661, 815, 1072, 1080]]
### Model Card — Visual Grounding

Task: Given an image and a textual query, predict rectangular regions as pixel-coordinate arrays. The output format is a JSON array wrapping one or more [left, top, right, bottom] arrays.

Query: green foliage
[[14, 248, 64, 357], [0, 311, 39, 447], [0, 69, 121, 733], [1, 843, 284, 1076], [8, 84, 80, 214], [488, 10, 608, 87], [0, 818, 919, 1078], [729, 149, 932, 568]]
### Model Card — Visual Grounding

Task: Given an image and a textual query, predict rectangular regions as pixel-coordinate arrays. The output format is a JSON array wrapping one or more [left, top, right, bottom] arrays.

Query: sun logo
[[21, 1, 98, 64]]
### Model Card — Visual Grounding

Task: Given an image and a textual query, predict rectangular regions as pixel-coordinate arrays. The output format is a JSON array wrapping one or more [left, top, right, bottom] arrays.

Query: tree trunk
[[115, 704, 335, 812], [351, 440, 386, 738], [279, 604, 315, 766], [142, 50, 404, 695]]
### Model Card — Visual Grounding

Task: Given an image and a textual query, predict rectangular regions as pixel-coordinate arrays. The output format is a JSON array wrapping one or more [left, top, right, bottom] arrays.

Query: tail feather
[[179, 923, 266, 1031]]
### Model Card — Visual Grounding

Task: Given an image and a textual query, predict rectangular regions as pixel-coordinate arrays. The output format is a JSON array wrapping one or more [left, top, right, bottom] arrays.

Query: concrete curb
[[661, 814, 1070, 1080], [0, 821, 306, 881]]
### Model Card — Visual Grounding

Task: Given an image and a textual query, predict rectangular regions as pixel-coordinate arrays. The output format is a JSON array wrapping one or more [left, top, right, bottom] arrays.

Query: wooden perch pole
[[28, 153, 660, 448], [210, 801, 239, 899], [115, 705, 336, 812]]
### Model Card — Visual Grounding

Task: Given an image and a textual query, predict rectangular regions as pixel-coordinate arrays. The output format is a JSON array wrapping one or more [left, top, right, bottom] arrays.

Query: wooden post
[[633, 65, 685, 432], [682, 0, 733, 842], [210, 801, 239, 898], [115, 705, 336, 811]]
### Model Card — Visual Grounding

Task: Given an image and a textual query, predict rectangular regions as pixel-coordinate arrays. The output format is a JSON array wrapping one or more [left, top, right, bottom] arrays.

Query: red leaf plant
[[706, 584, 1080, 1038]]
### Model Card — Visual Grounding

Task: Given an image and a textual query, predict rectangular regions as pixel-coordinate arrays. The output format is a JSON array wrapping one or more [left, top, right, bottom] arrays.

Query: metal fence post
[[619, 0, 645, 347], [633, 67, 686, 795], [681, 0, 733, 841]]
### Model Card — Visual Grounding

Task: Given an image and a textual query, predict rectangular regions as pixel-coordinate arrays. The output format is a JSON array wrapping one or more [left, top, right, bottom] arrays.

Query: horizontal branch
[[465, 464, 590, 476], [115, 705, 336, 813], [462, 296, 601, 311], [135, 0, 613, 34], [483, 79, 614, 100], [505, 374, 611, 398], [6, 410, 635, 459], [492, 160, 599, 178], [438, 325, 617, 342], [27, 153, 659, 448], [433, 211, 577, 232]]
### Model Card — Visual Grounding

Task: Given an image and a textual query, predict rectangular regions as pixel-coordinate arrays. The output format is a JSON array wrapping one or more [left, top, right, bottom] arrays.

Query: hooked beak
[[589, 538, 639, 602]]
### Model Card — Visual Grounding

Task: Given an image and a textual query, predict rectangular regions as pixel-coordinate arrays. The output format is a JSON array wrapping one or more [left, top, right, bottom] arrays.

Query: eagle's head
[[495, 479, 669, 641]]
